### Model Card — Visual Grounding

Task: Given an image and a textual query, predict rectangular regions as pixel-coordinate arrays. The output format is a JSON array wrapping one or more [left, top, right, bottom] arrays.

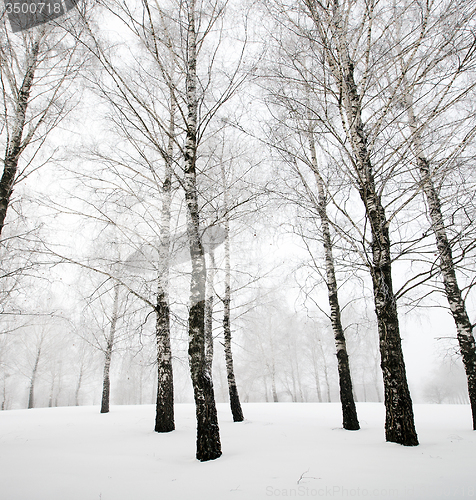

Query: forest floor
[[0, 402, 474, 499]]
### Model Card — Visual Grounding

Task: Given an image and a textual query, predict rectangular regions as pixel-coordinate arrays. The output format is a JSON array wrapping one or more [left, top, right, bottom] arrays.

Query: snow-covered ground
[[1, 403, 474, 500]]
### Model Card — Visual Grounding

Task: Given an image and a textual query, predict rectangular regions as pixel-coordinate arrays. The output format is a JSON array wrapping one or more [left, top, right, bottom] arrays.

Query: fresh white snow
[[1, 403, 474, 499]]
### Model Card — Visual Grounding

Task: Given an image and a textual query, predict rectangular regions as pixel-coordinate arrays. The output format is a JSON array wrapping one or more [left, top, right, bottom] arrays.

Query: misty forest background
[[1, 0, 475, 446]]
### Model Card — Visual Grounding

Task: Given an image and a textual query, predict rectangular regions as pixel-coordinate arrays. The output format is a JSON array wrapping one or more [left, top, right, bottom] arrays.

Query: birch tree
[[220, 163, 244, 422], [182, 0, 222, 460], [307, 140, 359, 429], [100, 279, 120, 413], [0, 18, 84, 237], [290, 0, 420, 445], [260, 51, 361, 427]]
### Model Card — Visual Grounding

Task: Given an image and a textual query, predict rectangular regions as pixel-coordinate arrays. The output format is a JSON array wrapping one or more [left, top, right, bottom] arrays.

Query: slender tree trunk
[[0, 373, 9, 411], [296, 361, 305, 402], [139, 362, 144, 405], [406, 101, 476, 430], [221, 166, 244, 422], [268, 337, 279, 402], [0, 40, 40, 236], [155, 95, 175, 433], [311, 348, 323, 402], [349, 102, 417, 443], [28, 345, 41, 409], [223, 267, 244, 421], [75, 365, 83, 406], [101, 280, 120, 414], [204, 247, 216, 373], [270, 362, 279, 402], [48, 373, 55, 408], [100, 346, 113, 413], [309, 133, 359, 430], [155, 286, 174, 430], [347, 89, 417, 443], [1, 376, 7, 410], [184, 0, 221, 461], [324, 364, 331, 403]]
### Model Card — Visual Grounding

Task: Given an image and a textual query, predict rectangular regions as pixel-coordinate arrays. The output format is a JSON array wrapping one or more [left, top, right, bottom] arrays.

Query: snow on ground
[[0, 403, 475, 500]]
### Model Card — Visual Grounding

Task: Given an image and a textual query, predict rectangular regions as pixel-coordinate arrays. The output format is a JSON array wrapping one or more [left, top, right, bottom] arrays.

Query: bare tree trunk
[[347, 85, 417, 444], [269, 338, 279, 402], [155, 289, 174, 430], [223, 251, 244, 421], [296, 361, 305, 402], [1, 375, 7, 410], [100, 345, 113, 413], [0, 39, 40, 236], [407, 101, 476, 430], [28, 345, 41, 409], [75, 364, 83, 406], [350, 105, 417, 442], [309, 133, 359, 430], [324, 364, 331, 403], [221, 166, 244, 422], [184, 0, 221, 461], [101, 280, 120, 414], [311, 348, 323, 402], [48, 372, 55, 408], [155, 96, 175, 433], [271, 367, 279, 402]]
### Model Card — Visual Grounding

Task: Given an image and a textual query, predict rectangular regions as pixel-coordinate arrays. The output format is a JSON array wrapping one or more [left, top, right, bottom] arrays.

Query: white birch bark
[[184, 0, 221, 461]]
